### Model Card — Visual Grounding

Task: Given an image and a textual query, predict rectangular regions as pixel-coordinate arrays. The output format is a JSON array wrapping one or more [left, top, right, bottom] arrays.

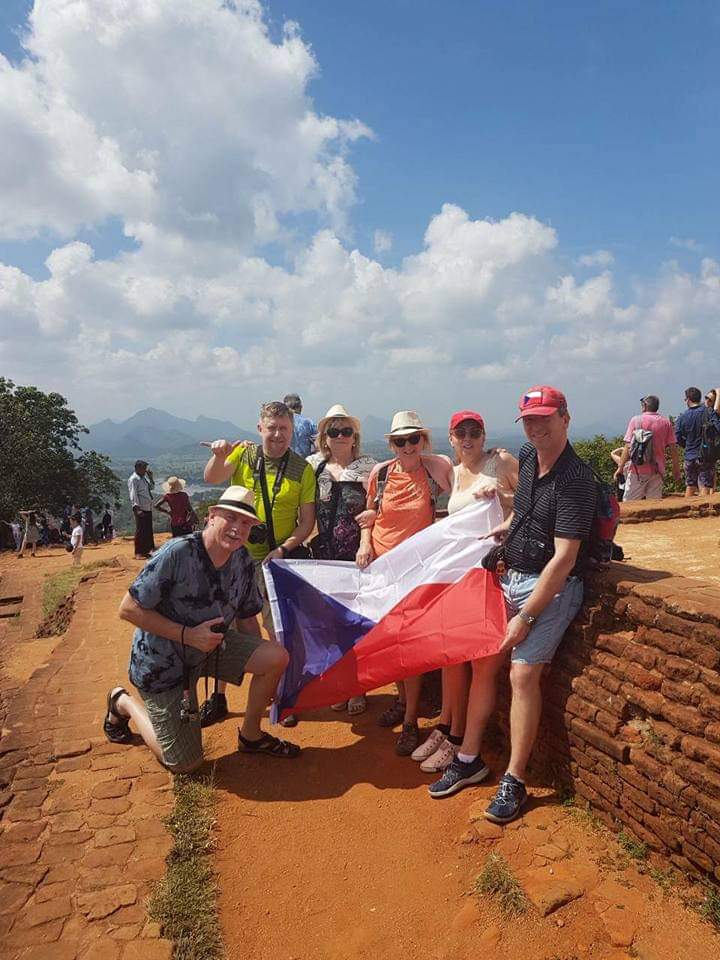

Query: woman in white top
[[412, 410, 519, 774]]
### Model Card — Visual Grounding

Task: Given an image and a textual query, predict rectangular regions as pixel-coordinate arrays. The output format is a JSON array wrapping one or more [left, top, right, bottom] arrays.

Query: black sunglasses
[[452, 427, 483, 440], [392, 434, 423, 448], [327, 426, 354, 438]]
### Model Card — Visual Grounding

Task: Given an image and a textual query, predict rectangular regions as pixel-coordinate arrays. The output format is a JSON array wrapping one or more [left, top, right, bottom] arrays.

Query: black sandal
[[238, 731, 300, 758], [103, 688, 133, 744]]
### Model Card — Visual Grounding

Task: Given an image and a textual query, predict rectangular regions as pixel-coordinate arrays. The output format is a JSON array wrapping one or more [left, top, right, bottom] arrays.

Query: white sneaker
[[410, 728, 446, 762], [420, 738, 457, 773]]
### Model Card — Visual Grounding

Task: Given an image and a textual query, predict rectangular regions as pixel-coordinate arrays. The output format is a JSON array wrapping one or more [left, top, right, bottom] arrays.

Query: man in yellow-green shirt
[[202, 400, 316, 725]]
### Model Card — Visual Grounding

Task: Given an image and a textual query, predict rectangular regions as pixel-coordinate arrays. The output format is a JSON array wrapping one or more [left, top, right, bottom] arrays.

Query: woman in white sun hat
[[155, 476, 198, 537], [307, 403, 378, 716], [358, 410, 453, 756]]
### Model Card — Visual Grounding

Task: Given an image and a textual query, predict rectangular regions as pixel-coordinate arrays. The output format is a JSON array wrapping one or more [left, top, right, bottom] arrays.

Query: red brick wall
[[510, 568, 720, 882]]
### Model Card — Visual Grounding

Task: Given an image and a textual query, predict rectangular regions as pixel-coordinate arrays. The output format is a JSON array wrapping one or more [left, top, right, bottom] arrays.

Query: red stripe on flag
[[283, 567, 507, 718]]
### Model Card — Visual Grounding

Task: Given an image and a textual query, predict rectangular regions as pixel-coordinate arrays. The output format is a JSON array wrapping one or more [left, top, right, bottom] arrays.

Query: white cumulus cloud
[[1, 1, 719, 434]]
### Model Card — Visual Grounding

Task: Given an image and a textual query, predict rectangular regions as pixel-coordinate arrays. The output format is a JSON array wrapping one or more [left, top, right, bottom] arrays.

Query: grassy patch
[[698, 882, 720, 931], [649, 866, 679, 893], [618, 830, 649, 861], [563, 798, 604, 832], [40, 559, 118, 620], [149, 774, 224, 960], [475, 853, 528, 917]]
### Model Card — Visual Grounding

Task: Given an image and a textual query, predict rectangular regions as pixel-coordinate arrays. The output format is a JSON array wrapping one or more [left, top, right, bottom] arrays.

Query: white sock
[[457, 752, 477, 764]]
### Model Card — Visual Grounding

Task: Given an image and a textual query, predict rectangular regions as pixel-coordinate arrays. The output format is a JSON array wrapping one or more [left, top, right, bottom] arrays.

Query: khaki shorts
[[139, 629, 263, 771]]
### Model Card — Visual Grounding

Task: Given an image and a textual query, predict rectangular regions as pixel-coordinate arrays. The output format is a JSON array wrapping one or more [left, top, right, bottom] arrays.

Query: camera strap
[[255, 450, 290, 551]]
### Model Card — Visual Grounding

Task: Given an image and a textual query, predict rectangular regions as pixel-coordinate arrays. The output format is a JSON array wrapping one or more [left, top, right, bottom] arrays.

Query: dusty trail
[[205, 695, 482, 960]]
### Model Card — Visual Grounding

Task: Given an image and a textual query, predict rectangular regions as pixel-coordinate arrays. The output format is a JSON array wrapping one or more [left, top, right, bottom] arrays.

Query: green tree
[[572, 434, 624, 484], [574, 430, 685, 495], [0, 378, 119, 521]]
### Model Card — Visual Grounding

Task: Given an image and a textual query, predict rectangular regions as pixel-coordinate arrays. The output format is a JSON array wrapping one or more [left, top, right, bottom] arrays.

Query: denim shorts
[[500, 570, 584, 665], [685, 459, 716, 490]]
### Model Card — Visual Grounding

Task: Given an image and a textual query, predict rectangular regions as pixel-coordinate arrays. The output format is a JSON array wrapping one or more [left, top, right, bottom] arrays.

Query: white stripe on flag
[[264, 496, 503, 630]]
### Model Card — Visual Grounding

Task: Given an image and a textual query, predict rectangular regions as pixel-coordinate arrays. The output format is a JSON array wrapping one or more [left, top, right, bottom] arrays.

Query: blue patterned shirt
[[128, 532, 263, 693], [290, 413, 317, 458]]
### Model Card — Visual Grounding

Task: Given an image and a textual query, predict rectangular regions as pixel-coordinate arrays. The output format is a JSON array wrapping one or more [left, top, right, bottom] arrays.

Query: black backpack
[[699, 411, 720, 465]]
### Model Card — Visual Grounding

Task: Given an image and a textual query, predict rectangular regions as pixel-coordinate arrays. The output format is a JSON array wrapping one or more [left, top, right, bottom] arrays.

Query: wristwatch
[[518, 610, 537, 626]]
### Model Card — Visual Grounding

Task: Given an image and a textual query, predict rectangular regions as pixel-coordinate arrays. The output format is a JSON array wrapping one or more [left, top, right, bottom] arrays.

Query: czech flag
[[264, 498, 508, 722]]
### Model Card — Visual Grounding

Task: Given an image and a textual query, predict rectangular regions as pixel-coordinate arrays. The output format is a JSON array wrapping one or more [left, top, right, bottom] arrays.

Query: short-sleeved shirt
[[675, 406, 720, 462], [225, 443, 316, 561], [290, 414, 317, 458], [623, 413, 676, 476], [71, 525, 83, 548], [161, 491, 193, 526], [367, 463, 435, 557], [505, 442, 597, 578], [128, 532, 263, 693]]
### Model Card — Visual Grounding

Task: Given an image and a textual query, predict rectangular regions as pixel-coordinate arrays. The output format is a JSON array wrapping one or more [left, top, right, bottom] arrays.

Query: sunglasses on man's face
[[392, 434, 423, 448], [452, 427, 483, 440], [327, 426, 354, 438]]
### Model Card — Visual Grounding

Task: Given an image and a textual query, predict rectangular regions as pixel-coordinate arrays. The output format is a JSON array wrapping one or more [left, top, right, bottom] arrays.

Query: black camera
[[248, 523, 268, 545], [520, 537, 550, 564]]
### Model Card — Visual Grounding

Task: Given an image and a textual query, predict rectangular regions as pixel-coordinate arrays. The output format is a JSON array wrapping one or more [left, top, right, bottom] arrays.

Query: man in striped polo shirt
[[430, 385, 597, 823]]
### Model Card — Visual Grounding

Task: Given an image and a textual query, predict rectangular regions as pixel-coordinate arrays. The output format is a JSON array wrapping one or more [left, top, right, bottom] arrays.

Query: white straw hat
[[212, 486, 262, 523], [317, 403, 361, 437], [384, 410, 429, 438], [162, 476, 186, 493]]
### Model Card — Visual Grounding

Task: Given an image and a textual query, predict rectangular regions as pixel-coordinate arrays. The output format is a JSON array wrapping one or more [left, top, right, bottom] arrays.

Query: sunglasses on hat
[[327, 426, 354, 438], [392, 434, 423, 448]]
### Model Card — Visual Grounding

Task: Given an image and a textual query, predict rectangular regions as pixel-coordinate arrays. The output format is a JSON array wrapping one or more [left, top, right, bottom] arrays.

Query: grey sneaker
[[428, 755, 490, 798], [484, 773, 528, 823]]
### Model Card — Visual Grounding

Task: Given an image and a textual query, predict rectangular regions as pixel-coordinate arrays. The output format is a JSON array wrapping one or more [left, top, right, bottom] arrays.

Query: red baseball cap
[[449, 410, 485, 432], [516, 385, 567, 421]]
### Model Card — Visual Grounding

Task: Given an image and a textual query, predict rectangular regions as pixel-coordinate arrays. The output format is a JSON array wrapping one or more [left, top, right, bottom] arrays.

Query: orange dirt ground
[[1, 521, 720, 960]]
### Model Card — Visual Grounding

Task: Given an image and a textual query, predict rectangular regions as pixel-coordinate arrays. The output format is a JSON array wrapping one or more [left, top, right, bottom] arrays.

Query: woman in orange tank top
[[357, 411, 452, 757]]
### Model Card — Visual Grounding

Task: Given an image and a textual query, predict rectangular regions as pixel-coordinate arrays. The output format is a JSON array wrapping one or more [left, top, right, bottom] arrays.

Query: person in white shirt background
[[70, 512, 84, 567]]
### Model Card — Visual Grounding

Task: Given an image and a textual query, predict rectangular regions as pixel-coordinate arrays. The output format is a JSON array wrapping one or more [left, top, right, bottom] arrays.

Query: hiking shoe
[[395, 722, 420, 756], [378, 698, 406, 727], [428, 756, 490, 798], [420, 738, 457, 773], [410, 727, 446, 762], [200, 692, 228, 728], [484, 773, 528, 824]]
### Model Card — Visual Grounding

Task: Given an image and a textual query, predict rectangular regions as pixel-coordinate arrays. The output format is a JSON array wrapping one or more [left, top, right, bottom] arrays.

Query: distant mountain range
[[83, 407, 256, 459], [84, 407, 620, 461]]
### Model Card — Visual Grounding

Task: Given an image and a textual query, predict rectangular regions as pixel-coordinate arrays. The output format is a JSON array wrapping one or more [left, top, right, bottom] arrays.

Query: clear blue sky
[[267, 0, 719, 280]]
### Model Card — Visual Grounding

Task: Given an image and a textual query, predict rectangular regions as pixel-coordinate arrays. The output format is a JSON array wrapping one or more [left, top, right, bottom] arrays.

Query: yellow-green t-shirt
[[226, 443, 316, 561]]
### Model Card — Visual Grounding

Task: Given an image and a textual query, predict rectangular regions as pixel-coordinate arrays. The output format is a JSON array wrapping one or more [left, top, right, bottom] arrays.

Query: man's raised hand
[[200, 439, 245, 461]]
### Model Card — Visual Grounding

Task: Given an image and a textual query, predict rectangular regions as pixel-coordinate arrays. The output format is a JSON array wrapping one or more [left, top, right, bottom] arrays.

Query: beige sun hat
[[384, 410, 429, 438], [211, 486, 262, 524], [162, 476, 186, 493], [317, 403, 361, 437]]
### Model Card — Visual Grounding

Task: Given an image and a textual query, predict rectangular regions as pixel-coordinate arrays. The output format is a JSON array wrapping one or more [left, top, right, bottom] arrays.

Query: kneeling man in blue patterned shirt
[[103, 485, 300, 771]]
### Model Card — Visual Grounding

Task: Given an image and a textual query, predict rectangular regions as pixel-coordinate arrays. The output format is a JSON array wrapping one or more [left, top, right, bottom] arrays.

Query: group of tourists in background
[[4, 503, 115, 559], [612, 386, 720, 501], [105, 384, 600, 826]]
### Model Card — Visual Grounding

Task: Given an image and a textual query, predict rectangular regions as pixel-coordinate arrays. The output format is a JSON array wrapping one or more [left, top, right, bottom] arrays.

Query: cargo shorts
[[138, 628, 263, 771]]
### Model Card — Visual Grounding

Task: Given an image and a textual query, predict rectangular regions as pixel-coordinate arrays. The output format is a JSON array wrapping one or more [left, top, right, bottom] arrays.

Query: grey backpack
[[629, 427, 655, 469]]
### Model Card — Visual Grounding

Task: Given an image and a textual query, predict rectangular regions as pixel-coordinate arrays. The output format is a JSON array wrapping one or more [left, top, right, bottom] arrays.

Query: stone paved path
[[0, 546, 174, 959]]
